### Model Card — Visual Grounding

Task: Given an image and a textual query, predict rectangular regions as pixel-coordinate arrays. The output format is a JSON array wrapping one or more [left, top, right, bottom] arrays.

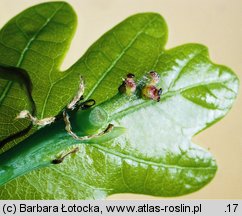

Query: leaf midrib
[[110, 79, 235, 121]]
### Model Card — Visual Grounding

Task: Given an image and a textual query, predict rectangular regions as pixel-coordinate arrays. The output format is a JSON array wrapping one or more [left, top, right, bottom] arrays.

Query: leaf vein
[[0, 3, 64, 110], [85, 16, 158, 99], [168, 48, 206, 90], [91, 144, 215, 170]]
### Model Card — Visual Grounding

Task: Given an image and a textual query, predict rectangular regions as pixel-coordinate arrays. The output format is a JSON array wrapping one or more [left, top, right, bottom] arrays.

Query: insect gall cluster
[[118, 71, 162, 102]]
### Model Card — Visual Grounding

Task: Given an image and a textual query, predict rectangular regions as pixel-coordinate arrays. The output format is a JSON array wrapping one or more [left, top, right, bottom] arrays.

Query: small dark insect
[[127, 73, 135, 78]]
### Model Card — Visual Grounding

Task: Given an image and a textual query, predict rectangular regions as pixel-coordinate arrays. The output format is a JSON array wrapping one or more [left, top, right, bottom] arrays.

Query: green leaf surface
[[0, 65, 36, 148], [0, 2, 239, 199], [0, 2, 80, 150]]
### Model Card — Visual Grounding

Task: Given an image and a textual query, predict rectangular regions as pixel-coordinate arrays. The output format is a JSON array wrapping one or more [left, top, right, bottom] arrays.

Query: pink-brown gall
[[148, 71, 160, 85], [118, 73, 136, 96], [141, 85, 162, 102]]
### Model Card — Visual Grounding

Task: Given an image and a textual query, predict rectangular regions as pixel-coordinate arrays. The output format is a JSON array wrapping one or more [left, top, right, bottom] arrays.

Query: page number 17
[[226, 204, 238, 213]]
